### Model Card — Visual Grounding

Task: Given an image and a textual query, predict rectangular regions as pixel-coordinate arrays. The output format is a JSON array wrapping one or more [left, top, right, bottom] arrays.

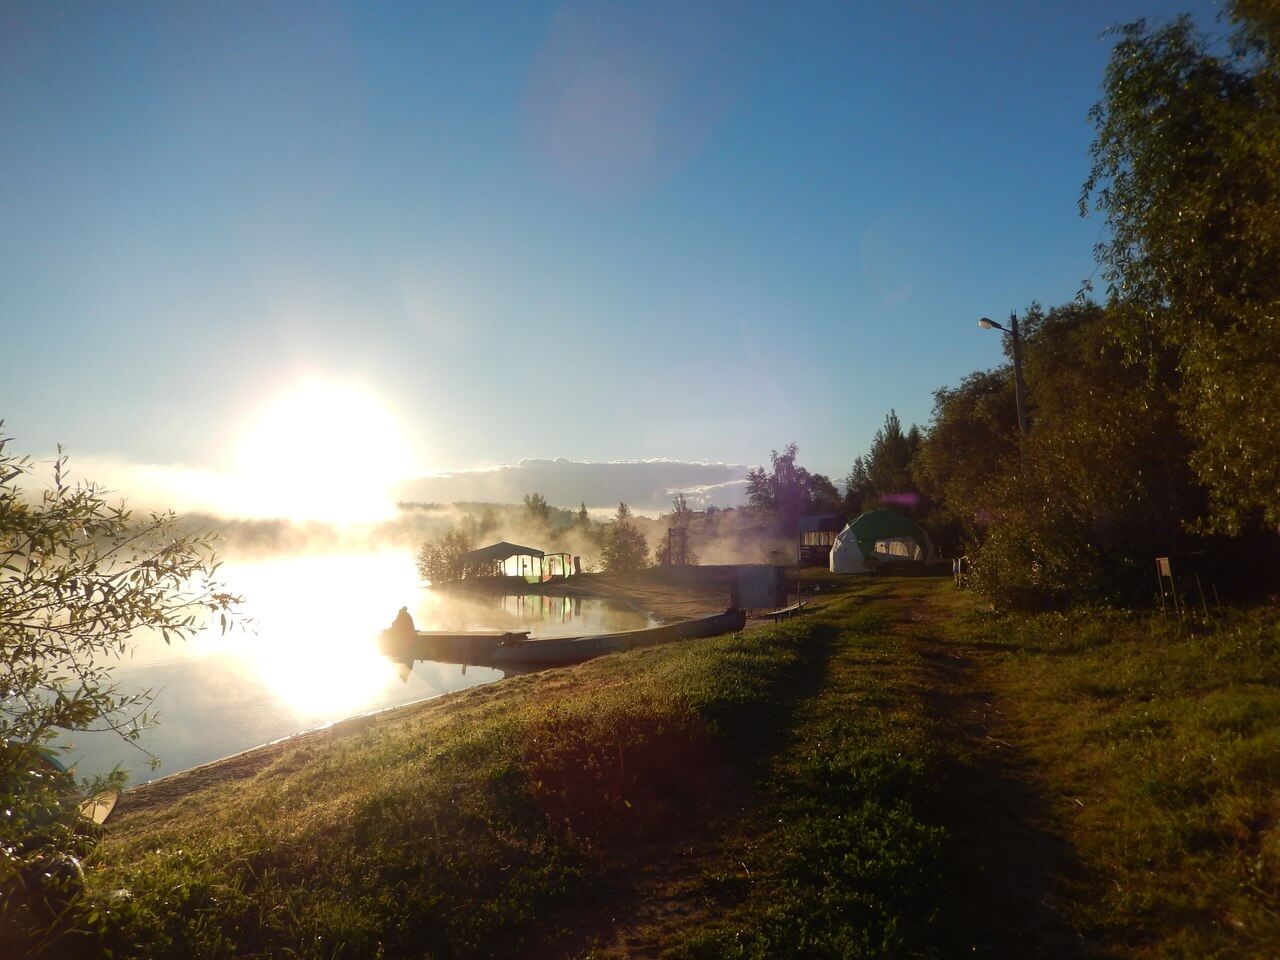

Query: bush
[[0, 433, 235, 954]]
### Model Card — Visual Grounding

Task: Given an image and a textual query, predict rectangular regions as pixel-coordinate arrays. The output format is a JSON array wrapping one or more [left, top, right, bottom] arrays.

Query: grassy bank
[[67, 618, 828, 958], [580, 576, 1279, 959], [40, 575, 1280, 958]]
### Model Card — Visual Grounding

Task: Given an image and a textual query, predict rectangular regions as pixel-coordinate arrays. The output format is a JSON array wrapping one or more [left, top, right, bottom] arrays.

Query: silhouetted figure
[[391, 606, 415, 637]]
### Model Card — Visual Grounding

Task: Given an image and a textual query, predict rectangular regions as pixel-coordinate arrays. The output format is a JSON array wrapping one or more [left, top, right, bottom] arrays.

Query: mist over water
[[55, 489, 776, 785], [63, 549, 652, 785]]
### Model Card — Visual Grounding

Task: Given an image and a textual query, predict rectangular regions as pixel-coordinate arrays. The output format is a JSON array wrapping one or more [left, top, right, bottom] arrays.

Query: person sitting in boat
[[391, 606, 415, 637]]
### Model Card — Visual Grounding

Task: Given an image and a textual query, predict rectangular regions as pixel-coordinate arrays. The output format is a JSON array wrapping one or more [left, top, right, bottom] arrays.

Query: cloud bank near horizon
[[395, 458, 750, 513]]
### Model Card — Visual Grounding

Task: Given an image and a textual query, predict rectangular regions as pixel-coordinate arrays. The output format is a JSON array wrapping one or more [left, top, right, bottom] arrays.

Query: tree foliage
[[601, 502, 649, 573], [522, 492, 553, 542], [1084, 6, 1280, 531], [805, 473, 842, 515], [746, 444, 839, 533], [653, 494, 700, 566], [865, 411, 920, 499], [0, 435, 236, 947], [416, 527, 480, 583], [840, 411, 925, 521], [917, 303, 1202, 607], [842, 457, 874, 517], [906, 1, 1280, 603]]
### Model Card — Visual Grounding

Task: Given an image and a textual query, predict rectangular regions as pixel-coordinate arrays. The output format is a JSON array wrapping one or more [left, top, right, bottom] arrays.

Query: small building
[[461, 541, 577, 583], [797, 514, 845, 565]]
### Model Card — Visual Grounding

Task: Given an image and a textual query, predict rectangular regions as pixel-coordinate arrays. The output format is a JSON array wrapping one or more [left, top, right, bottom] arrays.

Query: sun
[[232, 379, 417, 522]]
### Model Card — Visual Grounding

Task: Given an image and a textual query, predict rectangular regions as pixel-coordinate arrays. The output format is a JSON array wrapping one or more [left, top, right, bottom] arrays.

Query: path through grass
[[665, 598, 947, 960]]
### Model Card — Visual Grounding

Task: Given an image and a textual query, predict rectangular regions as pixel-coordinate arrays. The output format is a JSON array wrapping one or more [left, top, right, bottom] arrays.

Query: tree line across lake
[[412, 494, 653, 582]]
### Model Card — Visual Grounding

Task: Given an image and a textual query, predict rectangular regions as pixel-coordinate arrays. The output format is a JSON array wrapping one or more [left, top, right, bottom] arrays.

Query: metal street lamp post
[[978, 311, 1029, 450]]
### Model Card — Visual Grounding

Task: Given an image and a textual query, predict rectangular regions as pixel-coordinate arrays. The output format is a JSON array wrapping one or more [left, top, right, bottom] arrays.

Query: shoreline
[[111, 570, 736, 821], [433, 566, 742, 623], [112, 684, 476, 819]]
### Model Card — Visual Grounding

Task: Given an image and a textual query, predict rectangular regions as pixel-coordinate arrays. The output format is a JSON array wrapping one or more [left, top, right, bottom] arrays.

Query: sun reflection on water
[[183, 551, 653, 720], [190, 551, 420, 718]]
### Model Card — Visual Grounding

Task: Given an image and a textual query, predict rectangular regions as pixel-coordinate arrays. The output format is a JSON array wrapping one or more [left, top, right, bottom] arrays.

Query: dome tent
[[829, 509, 935, 574]]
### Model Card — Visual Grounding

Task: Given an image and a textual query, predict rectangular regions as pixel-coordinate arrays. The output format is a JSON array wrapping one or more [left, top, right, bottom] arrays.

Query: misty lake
[[61, 550, 653, 785]]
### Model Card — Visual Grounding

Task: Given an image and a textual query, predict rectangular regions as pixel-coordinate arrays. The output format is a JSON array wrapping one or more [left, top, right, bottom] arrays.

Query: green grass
[[665, 581, 1279, 959], [668, 603, 947, 960], [37, 577, 1280, 959], [931, 597, 1280, 958], [67, 619, 828, 959]]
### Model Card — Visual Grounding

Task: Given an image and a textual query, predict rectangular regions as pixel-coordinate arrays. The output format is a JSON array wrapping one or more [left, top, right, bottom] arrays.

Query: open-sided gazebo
[[461, 541, 578, 582], [463, 541, 545, 581]]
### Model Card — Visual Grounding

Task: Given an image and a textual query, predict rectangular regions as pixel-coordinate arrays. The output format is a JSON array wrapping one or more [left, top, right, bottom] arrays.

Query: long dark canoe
[[672, 606, 748, 640], [489, 607, 747, 668], [377, 629, 531, 665]]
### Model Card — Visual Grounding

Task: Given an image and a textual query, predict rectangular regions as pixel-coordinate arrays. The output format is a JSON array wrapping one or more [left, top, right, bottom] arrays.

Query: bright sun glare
[[190, 552, 414, 717], [233, 379, 417, 523]]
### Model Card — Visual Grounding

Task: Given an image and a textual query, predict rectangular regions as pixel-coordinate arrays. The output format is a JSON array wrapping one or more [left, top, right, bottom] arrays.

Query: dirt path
[[535, 580, 1093, 958], [536, 789, 756, 960], [905, 591, 1091, 958]]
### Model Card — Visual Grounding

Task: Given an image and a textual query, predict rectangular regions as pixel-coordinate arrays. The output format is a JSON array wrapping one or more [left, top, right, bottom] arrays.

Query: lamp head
[[977, 317, 1001, 331]]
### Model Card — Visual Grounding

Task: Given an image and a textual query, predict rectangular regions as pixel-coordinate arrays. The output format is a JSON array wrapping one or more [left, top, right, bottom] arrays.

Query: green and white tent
[[829, 509, 936, 573]]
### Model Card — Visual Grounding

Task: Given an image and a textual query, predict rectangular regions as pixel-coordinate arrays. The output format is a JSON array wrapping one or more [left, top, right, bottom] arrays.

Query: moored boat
[[670, 606, 748, 640], [377, 629, 530, 665], [489, 606, 746, 668]]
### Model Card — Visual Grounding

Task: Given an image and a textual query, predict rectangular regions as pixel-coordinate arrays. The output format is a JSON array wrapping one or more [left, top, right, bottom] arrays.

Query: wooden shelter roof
[[463, 541, 545, 564]]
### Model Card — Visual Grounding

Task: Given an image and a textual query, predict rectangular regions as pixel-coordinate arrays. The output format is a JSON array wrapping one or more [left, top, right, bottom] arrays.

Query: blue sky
[[2, 0, 1224, 491]]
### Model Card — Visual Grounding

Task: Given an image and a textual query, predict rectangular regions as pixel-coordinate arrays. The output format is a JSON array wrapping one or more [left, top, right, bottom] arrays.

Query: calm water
[[61, 550, 652, 784]]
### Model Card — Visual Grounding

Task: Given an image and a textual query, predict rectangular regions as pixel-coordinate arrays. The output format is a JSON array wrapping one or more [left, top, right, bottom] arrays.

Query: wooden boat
[[378, 629, 530, 665], [80, 789, 119, 825], [489, 607, 747, 668], [670, 606, 748, 640], [32, 747, 118, 825]]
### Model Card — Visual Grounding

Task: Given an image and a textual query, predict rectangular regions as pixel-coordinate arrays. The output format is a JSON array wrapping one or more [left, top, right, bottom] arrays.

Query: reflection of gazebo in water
[[462, 541, 577, 583], [500, 594, 583, 622]]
